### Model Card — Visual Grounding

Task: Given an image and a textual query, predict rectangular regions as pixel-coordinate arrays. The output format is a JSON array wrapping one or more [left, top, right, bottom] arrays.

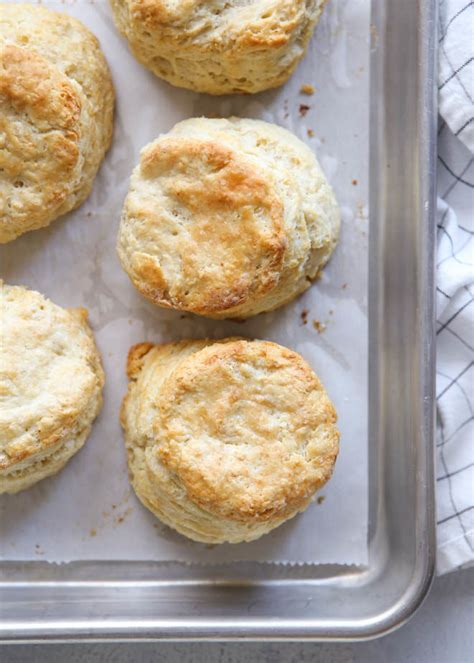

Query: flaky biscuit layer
[[0, 4, 114, 243], [121, 338, 339, 543], [117, 117, 340, 319], [0, 283, 104, 493]]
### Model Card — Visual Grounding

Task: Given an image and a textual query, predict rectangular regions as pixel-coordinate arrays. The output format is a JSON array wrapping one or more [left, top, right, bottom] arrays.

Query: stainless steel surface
[[0, 0, 438, 641], [4, 568, 474, 661]]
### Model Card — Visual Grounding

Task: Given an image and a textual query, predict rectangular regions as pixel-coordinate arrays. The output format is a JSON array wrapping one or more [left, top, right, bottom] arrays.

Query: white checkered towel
[[436, 0, 474, 575]]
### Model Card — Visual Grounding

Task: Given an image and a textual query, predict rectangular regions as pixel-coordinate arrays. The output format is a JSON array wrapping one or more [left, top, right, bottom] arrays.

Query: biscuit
[[0, 4, 115, 243], [121, 338, 339, 544], [109, 0, 328, 94], [117, 117, 340, 319], [0, 283, 104, 493]]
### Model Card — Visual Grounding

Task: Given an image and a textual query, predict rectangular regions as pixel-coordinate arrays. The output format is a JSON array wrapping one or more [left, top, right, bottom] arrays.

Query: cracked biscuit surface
[[121, 338, 339, 544], [0, 4, 114, 243], [0, 283, 104, 493], [117, 117, 340, 319], [109, 0, 328, 94]]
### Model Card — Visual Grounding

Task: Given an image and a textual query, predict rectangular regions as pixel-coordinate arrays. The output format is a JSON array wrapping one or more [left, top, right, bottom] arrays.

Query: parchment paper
[[0, 0, 369, 564]]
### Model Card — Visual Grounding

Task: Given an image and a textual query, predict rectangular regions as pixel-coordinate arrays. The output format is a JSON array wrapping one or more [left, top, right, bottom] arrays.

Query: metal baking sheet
[[0, 0, 436, 641]]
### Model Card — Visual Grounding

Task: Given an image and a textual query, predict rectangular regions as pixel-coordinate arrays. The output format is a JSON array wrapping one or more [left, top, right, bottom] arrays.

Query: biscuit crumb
[[356, 202, 367, 220], [329, 309, 334, 316], [312, 320, 326, 334], [299, 104, 310, 117], [300, 309, 309, 325], [370, 23, 379, 49], [90, 528, 97, 537], [341, 283, 348, 290], [307, 129, 315, 137], [352, 179, 358, 186], [114, 506, 133, 526], [300, 84, 315, 95], [317, 495, 325, 505]]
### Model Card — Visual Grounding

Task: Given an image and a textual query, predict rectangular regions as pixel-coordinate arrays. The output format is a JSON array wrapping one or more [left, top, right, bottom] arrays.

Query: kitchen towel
[[436, 0, 474, 575]]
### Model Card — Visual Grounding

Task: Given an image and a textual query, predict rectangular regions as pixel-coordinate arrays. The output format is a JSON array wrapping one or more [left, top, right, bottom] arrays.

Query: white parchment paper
[[0, 0, 369, 564]]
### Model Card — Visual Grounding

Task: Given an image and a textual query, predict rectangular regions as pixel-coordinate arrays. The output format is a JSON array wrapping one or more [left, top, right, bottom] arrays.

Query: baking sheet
[[0, 0, 369, 564]]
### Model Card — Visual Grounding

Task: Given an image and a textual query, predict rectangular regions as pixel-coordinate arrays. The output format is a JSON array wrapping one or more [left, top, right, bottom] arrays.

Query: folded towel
[[436, 0, 474, 574]]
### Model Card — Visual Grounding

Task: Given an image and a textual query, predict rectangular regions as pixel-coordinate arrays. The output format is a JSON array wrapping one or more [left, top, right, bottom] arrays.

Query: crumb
[[317, 495, 325, 505], [299, 104, 311, 117], [307, 129, 315, 137], [312, 320, 326, 334], [284, 112, 289, 119], [370, 23, 379, 49], [102, 511, 110, 518], [35, 544, 40, 548], [112, 504, 117, 510], [86, 212, 92, 218], [352, 179, 358, 186], [300, 84, 315, 95], [300, 309, 309, 325], [179, 314, 188, 319], [114, 506, 133, 526], [341, 283, 348, 290], [329, 309, 334, 315], [90, 528, 97, 537], [356, 202, 367, 220], [205, 544, 217, 550]]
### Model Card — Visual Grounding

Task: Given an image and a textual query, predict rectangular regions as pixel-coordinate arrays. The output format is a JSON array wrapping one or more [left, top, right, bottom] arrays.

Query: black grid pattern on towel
[[436, 109, 474, 559], [439, 1, 474, 141]]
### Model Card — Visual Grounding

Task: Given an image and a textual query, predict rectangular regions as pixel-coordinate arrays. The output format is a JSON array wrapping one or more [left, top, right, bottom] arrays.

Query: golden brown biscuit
[[0, 283, 104, 493], [121, 338, 339, 544], [117, 117, 340, 319], [0, 4, 114, 243], [109, 0, 328, 94]]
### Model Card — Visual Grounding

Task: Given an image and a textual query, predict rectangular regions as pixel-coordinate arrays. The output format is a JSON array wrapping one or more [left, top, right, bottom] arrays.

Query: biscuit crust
[[0, 283, 104, 493], [110, 0, 328, 94], [117, 117, 340, 319], [0, 4, 114, 243], [121, 338, 339, 543]]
